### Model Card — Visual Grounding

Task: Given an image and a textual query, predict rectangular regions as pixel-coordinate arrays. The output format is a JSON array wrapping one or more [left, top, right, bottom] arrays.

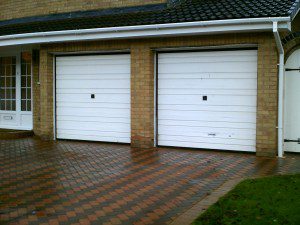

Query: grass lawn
[[193, 174, 300, 225]]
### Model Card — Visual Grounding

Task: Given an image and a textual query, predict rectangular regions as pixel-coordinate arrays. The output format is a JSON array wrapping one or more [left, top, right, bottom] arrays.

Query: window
[[21, 52, 32, 111], [0, 56, 16, 111]]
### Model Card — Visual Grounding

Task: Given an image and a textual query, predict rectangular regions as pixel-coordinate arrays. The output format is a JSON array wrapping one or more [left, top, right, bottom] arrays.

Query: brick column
[[256, 38, 279, 156], [131, 46, 155, 148], [39, 48, 54, 140], [32, 50, 41, 136]]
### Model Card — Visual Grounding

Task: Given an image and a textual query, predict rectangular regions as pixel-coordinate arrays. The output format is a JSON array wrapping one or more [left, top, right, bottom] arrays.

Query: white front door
[[157, 50, 258, 152], [55, 54, 131, 143], [0, 52, 33, 130], [284, 49, 300, 153]]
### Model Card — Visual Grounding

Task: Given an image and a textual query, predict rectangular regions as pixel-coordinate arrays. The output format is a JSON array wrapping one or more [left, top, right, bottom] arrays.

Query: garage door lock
[[284, 138, 300, 144], [91, 94, 95, 99], [285, 68, 300, 72]]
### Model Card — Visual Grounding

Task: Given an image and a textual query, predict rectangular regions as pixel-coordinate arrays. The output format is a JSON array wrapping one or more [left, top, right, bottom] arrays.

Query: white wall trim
[[153, 53, 158, 147], [0, 17, 291, 47], [53, 55, 57, 140], [273, 22, 285, 158]]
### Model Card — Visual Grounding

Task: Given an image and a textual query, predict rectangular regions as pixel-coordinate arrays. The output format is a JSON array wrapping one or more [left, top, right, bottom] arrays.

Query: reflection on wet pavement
[[1, 138, 299, 224]]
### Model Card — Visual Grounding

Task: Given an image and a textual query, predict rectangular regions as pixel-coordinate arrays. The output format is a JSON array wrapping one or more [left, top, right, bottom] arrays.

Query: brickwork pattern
[[0, 0, 166, 22], [35, 33, 279, 156], [1, 138, 299, 224]]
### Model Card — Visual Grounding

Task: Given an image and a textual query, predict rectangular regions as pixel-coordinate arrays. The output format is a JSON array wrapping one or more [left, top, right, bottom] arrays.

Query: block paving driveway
[[0, 138, 300, 225]]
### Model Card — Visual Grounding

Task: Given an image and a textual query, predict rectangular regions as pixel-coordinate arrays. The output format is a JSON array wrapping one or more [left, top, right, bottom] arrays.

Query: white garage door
[[157, 50, 257, 152], [56, 54, 131, 143]]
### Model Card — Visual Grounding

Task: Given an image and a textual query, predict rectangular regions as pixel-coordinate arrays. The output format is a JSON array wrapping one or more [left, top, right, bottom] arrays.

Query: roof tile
[[0, 0, 299, 37]]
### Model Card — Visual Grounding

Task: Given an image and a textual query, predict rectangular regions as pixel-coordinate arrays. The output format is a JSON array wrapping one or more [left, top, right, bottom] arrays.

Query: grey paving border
[[169, 177, 244, 225]]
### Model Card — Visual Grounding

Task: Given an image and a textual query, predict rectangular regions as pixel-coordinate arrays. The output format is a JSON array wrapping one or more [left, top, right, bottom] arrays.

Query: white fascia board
[[0, 17, 291, 47]]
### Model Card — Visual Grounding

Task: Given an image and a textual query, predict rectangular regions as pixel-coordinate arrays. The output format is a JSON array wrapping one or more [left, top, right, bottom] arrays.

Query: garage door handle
[[208, 133, 216, 136]]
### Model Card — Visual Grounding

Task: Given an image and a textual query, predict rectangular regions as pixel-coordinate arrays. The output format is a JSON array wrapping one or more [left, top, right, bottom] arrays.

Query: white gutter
[[0, 17, 291, 47], [273, 22, 285, 158]]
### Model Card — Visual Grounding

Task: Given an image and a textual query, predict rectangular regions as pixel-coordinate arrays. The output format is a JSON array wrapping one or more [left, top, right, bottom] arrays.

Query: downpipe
[[273, 22, 285, 158]]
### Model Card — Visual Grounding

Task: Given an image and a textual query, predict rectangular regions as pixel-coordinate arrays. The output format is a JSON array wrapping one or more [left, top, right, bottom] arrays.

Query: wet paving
[[0, 138, 299, 225]]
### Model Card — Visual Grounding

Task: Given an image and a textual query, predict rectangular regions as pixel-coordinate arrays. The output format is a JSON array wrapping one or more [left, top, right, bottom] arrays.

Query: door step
[[0, 129, 34, 140]]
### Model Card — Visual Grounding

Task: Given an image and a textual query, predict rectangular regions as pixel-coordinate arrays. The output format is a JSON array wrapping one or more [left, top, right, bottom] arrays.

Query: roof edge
[[0, 17, 291, 47]]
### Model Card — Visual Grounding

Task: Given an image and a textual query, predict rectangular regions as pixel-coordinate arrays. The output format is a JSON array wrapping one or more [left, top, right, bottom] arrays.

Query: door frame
[[0, 49, 33, 130], [154, 45, 258, 149], [53, 50, 131, 141], [283, 47, 300, 153]]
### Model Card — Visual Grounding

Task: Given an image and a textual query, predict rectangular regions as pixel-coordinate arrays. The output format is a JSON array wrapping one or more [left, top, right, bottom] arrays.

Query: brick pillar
[[32, 49, 41, 136], [39, 48, 54, 140], [256, 38, 279, 157], [131, 46, 155, 148]]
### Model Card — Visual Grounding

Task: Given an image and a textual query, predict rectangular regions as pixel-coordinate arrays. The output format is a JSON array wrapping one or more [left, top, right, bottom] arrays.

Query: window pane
[[0, 100, 4, 110], [21, 76, 26, 86], [0, 77, 4, 86], [12, 77, 16, 87], [27, 88, 31, 99], [0, 56, 16, 111], [0, 89, 4, 99], [21, 88, 26, 99], [21, 100, 26, 111], [5, 100, 11, 111], [27, 76, 31, 87], [27, 100, 31, 111], [11, 100, 16, 111], [21, 52, 32, 112]]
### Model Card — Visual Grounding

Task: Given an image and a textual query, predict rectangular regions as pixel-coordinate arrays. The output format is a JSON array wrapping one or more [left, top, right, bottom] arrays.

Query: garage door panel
[[57, 107, 130, 117], [56, 80, 130, 89], [56, 93, 130, 103], [57, 64, 130, 75], [57, 55, 130, 63], [159, 56, 257, 65], [57, 115, 129, 123], [57, 129, 129, 136], [158, 140, 255, 152], [158, 95, 256, 106], [56, 74, 129, 80], [57, 88, 130, 94], [158, 89, 256, 96], [159, 62, 257, 74], [158, 50, 257, 152], [158, 72, 257, 79], [159, 111, 255, 123], [158, 126, 256, 139], [158, 50, 257, 59], [158, 105, 256, 113], [158, 79, 257, 90], [56, 102, 130, 109], [57, 121, 130, 132], [56, 54, 131, 143], [159, 119, 256, 130], [159, 135, 255, 146], [57, 133, 130, 143]]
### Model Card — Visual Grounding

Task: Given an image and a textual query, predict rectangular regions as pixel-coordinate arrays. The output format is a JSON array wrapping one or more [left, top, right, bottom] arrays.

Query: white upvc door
[[55, 54, 131, 143], [284, 49, 300, 153], [157, 50, 258, 152], [0, 52, 33, 130]]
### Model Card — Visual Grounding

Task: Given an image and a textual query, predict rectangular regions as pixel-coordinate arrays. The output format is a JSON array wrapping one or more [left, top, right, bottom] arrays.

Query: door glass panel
[[21, 52, 32, 112], [0, 56, 16, 111]]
